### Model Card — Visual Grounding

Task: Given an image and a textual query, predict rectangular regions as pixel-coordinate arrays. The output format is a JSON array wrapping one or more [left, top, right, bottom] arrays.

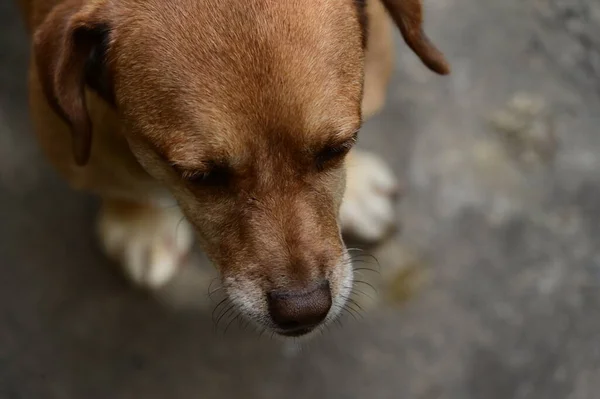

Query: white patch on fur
[[224, 274, 269, 327], [97, 205, 194, 288], [340, 150, 399, 242], [224, 248, 354, 339], [325, 247, 353, 323]]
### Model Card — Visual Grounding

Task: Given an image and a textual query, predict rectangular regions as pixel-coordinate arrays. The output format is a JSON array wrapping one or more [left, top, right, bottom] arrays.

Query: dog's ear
[[33, 1, 112, 166], [380, 0, 450, 75]]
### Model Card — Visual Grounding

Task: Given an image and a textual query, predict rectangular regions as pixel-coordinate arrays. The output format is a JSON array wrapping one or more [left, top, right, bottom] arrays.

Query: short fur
[[18, 0, 448, 335]]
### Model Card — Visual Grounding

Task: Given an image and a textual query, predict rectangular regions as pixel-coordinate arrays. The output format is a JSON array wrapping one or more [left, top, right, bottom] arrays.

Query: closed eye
[[316, 132, 358, 171], [177, 162, 231, 187]]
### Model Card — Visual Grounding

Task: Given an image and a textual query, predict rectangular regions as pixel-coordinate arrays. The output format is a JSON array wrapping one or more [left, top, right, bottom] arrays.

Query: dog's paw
[[97, 202, 194, 288], [340, 150, 400, 243]]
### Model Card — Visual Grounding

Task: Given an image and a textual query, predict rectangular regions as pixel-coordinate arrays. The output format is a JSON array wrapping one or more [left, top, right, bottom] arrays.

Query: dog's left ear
[[32, 1, 113, 166], [381, 0, 450, 75]]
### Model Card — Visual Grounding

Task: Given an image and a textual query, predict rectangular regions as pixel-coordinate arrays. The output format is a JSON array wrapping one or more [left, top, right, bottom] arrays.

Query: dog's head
[[33, 0, 448, 336]]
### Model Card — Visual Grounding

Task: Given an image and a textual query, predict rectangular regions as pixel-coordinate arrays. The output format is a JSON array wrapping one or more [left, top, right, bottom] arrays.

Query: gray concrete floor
[[2, 1, 600, 398]]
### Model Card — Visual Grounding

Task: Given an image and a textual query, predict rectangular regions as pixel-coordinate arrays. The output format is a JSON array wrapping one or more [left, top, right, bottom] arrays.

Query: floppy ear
[[32, 1, 112, 166], [380, 0, 450, 75]]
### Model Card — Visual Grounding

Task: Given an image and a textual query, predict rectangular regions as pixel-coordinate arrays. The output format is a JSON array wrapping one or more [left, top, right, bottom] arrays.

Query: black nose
[[267, 280, 332, 336]]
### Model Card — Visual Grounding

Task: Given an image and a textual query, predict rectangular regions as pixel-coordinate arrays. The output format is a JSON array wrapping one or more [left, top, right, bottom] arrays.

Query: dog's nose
[[267, 280, 332, 336]]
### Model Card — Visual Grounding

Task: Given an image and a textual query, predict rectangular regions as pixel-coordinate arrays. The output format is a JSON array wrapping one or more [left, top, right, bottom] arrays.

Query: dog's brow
[[151, 139, 226, 173], [170, 158, 225, 174]]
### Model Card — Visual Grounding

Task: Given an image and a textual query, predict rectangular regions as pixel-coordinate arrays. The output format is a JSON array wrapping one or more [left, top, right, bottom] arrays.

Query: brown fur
[[19, 0, 448, 331]]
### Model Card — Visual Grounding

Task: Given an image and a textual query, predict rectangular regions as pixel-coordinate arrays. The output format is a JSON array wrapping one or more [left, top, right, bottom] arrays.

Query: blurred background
[[2, 0, 600, 398]]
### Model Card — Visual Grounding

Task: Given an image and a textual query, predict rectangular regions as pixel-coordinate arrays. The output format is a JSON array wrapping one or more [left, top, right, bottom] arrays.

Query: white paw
[[340, 150, 400, 242], [97, 204, 194, 288]]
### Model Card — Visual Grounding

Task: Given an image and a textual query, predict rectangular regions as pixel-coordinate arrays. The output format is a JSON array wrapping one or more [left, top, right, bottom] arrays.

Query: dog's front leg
[[96, 199, 194, 288], [340, 150, 400, 243]]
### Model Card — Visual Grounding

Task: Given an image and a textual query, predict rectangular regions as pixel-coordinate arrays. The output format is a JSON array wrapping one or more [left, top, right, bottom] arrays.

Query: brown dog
[[18, 0, 448, 337]]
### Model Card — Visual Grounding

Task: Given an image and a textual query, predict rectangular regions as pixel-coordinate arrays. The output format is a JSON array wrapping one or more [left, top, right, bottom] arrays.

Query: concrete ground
[[2, 0, 600, 398]]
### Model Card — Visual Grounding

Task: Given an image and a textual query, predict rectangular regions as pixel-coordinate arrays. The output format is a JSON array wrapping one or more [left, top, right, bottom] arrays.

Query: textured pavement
[[2, 1, 600, 398]]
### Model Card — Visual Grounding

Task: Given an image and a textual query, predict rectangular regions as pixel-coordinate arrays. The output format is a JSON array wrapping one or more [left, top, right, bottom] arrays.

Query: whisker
[[340, 294, 363, 315], [346, 304, 363, 319], [215, 304, 236, 331], [349, 254, 381, 270], [346, 247, 365, 253], [211, 297, 229, 322], [207, 281, 224, 299], [354, 279, 378, 292], [349, 252, 379, 263], [207, 278, 224, 298], [350, 259, 379, 266], [343, 305, 359, 321], [351, 287, 375, 301], [224, 313, 241, 335], [353, 267, 380, 274], [341, 283, 376, 301], [240, 318, 251, 332], [347, 298, 364, 312]]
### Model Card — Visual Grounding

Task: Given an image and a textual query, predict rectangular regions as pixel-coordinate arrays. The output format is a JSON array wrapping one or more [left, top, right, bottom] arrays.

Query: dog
[[18, 0, 448, 337]]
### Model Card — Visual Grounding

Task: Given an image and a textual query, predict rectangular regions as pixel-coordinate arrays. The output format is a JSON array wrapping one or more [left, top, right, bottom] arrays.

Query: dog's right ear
[[32, 1, 112, 166]]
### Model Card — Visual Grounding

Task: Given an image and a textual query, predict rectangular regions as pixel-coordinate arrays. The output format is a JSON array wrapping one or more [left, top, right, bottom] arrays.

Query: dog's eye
[[316, 136, 357, 171], [180, 164, 231, 187]]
